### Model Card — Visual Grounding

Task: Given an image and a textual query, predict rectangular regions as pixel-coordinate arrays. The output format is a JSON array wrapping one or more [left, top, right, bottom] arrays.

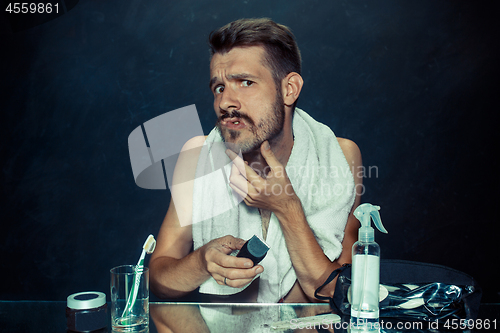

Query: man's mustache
[[219, 110, 255, 126]]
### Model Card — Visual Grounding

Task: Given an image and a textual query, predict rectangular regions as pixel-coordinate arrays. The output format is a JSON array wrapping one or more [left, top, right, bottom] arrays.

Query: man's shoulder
[[181, 135, 208, 152], [336, 138, 361, 168], [172, 136, 208, 185], [336, 137, 359, 152]]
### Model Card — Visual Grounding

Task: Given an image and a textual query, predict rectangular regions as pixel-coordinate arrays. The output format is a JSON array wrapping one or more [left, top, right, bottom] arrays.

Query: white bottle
[[350, 203, 388, 330]]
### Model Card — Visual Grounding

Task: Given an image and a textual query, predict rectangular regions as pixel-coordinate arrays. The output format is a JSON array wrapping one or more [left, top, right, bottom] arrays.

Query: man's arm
[[226, 138, 362, 301], [314, 138, 362, 298], [149, 136, 262, 299], [149, 197, 207, 299]]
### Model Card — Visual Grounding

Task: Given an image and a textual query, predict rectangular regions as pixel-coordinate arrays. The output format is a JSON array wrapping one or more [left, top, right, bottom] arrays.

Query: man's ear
[[282, 72, 304, 107]]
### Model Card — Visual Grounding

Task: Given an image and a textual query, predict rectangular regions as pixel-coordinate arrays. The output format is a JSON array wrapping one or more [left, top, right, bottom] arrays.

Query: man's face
[[210, 46, 285, 153]]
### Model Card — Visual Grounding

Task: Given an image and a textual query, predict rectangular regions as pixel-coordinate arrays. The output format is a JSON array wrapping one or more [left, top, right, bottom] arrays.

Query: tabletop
[[0, 301, 498, 332]]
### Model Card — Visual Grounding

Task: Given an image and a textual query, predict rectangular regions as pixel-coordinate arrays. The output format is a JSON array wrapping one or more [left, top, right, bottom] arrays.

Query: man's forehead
[[209, 45, 268, 76]]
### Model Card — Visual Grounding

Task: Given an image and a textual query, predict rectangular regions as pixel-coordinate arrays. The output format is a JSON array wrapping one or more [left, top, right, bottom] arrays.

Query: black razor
[[237, 235, 270, 266]]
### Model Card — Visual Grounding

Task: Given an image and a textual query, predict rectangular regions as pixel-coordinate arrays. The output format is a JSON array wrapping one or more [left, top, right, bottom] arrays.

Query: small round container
[[66, 291, 107, 332]]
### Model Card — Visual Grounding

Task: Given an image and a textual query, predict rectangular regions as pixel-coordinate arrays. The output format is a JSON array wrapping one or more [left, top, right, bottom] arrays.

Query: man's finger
[[260, 141, 282, 171], [229, 162, 249, 187], [218, 235, 247, 252], [215, 252, 254, 269], [223, 265, 264, 280], [229, 183, 248, 202], [226, 149, 262, 181], [225, 149, 246, 175], [214, 265, 264, 283], [214, 273, 257, 288]]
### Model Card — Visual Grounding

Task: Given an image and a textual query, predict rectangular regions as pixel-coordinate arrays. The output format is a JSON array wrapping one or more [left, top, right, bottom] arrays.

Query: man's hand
[[226, 141, 299, 215], [200, 235, 264, 288]]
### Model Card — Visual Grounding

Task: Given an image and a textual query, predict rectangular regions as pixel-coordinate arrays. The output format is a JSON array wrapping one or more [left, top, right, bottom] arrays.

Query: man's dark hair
[[208, 18, 302, 92]]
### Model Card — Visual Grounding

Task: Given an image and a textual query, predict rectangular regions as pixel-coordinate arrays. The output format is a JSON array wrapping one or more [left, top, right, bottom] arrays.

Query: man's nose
[[219, 86, 240, 112]]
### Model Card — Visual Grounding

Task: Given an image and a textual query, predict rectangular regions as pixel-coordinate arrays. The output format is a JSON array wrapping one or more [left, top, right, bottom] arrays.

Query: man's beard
[[215, 92, 285, 154]]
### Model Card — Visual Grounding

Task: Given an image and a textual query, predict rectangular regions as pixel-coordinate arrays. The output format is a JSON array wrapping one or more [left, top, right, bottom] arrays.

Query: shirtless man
[[149, 18, 363, 303]]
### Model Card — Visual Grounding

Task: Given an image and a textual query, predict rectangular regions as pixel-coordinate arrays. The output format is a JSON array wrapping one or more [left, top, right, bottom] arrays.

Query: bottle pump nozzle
[[354, 203, 388, 242]]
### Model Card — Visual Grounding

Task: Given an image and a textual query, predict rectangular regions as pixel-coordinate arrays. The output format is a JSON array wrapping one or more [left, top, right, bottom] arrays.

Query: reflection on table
[[150, 302, 332, 333], [0, 301, 497, 332], [150, 302, 500, 333]]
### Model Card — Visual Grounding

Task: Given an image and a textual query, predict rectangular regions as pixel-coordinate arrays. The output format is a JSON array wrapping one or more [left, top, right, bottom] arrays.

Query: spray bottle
[[350, 203, 388, 330]]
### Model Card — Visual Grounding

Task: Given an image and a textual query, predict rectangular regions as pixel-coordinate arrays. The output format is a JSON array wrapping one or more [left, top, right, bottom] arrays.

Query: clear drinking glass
[[110, 265, 149, 332]]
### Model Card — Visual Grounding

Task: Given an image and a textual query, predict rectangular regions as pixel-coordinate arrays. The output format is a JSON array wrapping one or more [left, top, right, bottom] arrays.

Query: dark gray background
[[1, 0, 498, 303]]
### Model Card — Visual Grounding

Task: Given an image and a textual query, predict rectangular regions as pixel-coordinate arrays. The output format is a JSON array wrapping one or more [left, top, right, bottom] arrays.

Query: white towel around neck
[[191, 108, 355, 302]]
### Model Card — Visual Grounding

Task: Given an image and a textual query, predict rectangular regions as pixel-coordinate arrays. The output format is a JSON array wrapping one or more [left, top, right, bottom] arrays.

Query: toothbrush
[[122, 234, 156, 318]]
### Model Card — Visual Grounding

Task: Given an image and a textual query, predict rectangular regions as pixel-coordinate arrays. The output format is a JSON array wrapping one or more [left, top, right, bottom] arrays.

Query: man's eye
[[242, 80, 253, 87], [214, 86, 224, 94]]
